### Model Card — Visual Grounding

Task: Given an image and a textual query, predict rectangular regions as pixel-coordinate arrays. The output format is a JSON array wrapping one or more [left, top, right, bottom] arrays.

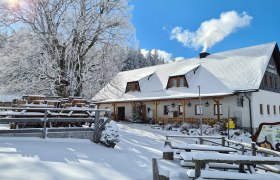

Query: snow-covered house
[[94, 42, 280, 133]]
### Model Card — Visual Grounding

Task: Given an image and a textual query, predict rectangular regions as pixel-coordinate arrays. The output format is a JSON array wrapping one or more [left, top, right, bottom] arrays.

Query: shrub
[[100, 120, 120, 148]]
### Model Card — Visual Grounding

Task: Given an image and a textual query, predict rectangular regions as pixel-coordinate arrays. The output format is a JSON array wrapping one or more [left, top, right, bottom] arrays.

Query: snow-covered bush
[[229, 129, 252, 142], [100, 120, 120, 148], [179, 123, 199, 134], [164, 123, 179, 130]]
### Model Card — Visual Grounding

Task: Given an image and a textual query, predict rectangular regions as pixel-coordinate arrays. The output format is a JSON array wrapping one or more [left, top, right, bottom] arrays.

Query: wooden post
[[217, 98, 220, 121], [152, 158, 169, 180], [222, 137, 225, 147], [43, 110, 47, 139], [152, 158, 158, 180], [93, 111, 100, 143], [194, 161, 202, 179], [112, 103, 117, 120], [251, 142, 256, 156], [153, 101, 160, 124], [163, 141, 174, 160], [199, 137, 203, 144], [179, 99, 188, 123]]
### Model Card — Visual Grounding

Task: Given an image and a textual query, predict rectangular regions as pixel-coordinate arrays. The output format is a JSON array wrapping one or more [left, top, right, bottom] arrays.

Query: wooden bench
[[190, 152, 280, 179], [180, 152, 240, 170], [187, 169, 280, 180], [174, 143, 237, 153]]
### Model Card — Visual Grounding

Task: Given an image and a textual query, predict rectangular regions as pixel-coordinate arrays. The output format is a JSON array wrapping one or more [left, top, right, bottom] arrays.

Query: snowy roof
[[94, 42, 277, 102], [170, 64, 200, 77]]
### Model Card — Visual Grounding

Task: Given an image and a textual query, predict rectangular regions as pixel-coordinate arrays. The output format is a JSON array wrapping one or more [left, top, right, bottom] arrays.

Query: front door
[[117, 107, 125, 120]]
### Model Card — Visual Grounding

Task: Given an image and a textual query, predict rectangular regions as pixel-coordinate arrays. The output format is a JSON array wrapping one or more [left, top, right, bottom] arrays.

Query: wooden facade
[[260, 46, 280, 93]]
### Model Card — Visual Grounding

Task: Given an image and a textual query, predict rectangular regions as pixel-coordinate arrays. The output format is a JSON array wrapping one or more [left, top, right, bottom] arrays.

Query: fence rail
[[0, 107, 111, 143]]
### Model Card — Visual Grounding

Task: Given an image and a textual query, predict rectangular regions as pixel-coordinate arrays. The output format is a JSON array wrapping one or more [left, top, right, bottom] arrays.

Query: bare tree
[[0, 0, 134, 97]]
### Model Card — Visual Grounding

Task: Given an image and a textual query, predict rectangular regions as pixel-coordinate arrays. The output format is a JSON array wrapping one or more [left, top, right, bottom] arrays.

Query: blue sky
[[129, 0, 280, 60]]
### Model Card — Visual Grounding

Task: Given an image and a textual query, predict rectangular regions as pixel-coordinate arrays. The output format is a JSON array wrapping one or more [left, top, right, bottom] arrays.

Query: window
[[259, 104, 263, 115], [164, 105, 169, 115], [275, 78, 278, 89], [179, 105, 183, 115], [167, 76, 188, 88], [269, 76, 273, 88], [279, 106, 280, 114], [264, 74, 267, 86], [179, 78, 185, 87], [214, 104, 222, 115], [274, 105, 276, 115], [267, 105, 270, 115], [195, 105, 202, 115], [172, 79, 177, 87], [125, 82, 140, 92]]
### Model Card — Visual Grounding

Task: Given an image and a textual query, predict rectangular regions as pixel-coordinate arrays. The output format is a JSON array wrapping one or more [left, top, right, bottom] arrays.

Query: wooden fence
[[0, 107, 111, 143]]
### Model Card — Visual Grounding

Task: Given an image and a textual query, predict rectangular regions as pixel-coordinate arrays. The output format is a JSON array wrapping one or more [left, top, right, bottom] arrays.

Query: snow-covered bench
[[180, 152, 241, 170], [173, 143, 237, 153], [187, 169, 280, 180], [189, 152, 280, 179]]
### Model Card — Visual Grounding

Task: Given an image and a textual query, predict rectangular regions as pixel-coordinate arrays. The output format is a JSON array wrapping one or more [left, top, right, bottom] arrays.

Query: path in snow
[[0, 123, 188, 180]]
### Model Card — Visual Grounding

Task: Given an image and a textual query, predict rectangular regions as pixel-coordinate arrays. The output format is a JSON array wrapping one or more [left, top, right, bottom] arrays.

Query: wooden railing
[[0, 107, 111, 143]]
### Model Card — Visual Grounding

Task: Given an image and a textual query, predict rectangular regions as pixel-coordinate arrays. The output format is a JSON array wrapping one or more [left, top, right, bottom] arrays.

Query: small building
[[93, 42, 280, 133]]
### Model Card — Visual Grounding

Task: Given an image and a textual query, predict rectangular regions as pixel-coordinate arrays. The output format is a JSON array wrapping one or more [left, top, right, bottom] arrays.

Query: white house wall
[[251, 90, 280, 128], [98, 95, 251, 127], [98, 103, 133, 120]]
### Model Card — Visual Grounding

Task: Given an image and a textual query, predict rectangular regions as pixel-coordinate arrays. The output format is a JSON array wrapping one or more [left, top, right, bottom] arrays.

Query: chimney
[[199, 52, 210, 59]]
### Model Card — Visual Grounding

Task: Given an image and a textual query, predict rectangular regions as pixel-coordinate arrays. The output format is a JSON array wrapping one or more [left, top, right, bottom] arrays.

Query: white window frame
[[214, 104, 222, 115]]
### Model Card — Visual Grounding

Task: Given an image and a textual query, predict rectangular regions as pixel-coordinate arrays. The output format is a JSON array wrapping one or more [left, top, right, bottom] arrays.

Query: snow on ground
[[0, 123, 186, 180], [0, 122, 269, 180]]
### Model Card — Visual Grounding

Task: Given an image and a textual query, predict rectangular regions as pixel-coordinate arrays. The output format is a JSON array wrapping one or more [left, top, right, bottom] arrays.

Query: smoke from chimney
[[170, 11, 252, 52]]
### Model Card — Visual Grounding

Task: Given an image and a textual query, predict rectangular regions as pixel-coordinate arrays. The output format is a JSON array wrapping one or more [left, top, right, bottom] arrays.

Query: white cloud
[[174, 57, 185, 61], [170, 11, 253, 52], [141, 49, 173, 61]]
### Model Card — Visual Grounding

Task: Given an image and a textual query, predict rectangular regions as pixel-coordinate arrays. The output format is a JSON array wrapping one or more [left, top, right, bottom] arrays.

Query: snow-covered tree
[[0, 30, 57, 95], [121, 48, 165, 72], [0, 0, 134, 97], [100, 120, 120, 148]]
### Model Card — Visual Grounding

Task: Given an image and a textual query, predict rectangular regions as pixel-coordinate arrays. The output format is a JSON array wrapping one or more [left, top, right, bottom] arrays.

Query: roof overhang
[[94, 93, 234, 104]]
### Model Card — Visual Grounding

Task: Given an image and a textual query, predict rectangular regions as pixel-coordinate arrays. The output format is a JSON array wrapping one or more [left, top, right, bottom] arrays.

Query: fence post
[[43, 110, 47, 139], [194, 161, 202, 179], [199, 137, 203, 144], [222, 137, 225, 146], [251, 142, 256, 156], [152, 158, 159, 180], [93, 111, 100, 143]]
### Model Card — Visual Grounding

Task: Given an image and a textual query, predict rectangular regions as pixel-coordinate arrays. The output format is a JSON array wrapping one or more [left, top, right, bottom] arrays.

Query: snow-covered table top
[[0, 111, 45, 116], [20, 104, 54, 108], [175, 143, 237, 152], [192, 152, 280, 163]]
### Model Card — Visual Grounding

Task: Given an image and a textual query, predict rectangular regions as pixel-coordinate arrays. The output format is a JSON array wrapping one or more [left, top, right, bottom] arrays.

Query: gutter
[[244, 93, 253, 135], [234, 89, 258, 135]]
